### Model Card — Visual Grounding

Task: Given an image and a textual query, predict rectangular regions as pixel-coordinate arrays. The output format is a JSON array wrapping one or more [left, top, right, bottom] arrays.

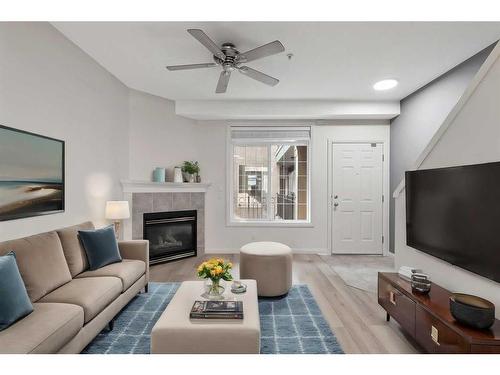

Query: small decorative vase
[[183, 172, 195, 183], [174, 167, 183, 183], [153, 167, 165, 182], [204, 279, 225, 300]]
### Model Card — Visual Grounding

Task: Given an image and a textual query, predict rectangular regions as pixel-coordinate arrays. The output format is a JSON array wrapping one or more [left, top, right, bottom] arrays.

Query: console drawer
[[415, 305, 469, 353], [378, 277, 416, 336]]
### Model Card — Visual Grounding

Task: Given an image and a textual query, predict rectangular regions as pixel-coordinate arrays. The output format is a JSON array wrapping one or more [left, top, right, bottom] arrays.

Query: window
[[229, 127, 311, 224]]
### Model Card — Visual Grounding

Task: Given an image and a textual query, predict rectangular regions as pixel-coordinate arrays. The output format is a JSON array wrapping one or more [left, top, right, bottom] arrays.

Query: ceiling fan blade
[[216, 71, 231, 93], [239, 40, 285, 63], [187, 29, 225, 60], [238, 66, 279, 86], [166, 63, 217, 71]]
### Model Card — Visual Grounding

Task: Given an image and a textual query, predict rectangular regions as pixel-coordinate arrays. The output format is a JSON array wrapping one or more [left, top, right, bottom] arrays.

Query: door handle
[[334, 202, 339, 207]]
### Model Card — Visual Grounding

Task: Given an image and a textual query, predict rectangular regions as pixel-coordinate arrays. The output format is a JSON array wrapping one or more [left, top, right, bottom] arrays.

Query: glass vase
[[204, 279, 225, 300]]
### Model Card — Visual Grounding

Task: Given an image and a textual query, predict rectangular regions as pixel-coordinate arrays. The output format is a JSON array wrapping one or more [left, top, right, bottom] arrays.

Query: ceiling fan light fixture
[[373, 79, 398, 91], [167, 29, 285, 93]]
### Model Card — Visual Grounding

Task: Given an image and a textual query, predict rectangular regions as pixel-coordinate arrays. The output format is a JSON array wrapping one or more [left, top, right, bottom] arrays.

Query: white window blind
[[230, 127, 311, 144]]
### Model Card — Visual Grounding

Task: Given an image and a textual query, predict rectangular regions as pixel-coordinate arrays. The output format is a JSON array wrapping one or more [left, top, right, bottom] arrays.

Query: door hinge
[[382, 194, 384, 202], [382, 154, 385, 162], [382, 235, 384, 244]]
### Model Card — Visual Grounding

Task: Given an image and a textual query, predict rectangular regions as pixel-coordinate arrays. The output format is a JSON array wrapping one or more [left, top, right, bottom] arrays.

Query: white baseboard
[[204, 248, 329, 255]]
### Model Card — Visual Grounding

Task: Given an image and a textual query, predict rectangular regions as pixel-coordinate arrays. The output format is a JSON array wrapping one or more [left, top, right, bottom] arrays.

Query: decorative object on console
[[78, 225, 122, 270], [0, 252, 34, 331], [105, 200, 130, 239], [450, 293, 495, 330], [0, 124, 64, 222], [411, 273, 431, 294], [181, 161, 200, 183], [153, 167, 166, 182], [197, 257, 233, 299], [398, 265, 422, 281], [173, 167, 183, 183]]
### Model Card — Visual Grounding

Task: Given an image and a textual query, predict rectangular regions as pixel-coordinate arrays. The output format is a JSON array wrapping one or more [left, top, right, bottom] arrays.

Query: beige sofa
[[0, 222, 149, 354]]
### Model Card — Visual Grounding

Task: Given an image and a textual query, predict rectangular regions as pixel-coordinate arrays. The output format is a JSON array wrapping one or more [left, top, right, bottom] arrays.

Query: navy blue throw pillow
[[0, 252, 34, 331], [78, 225, 122, 271]]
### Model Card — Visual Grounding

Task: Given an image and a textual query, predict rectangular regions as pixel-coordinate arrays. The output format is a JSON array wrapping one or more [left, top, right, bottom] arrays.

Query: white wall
[[197, 121, 390, 253], [395, 44, 500, 317], [128, 89, 198, 181], [0, 23, 129, 241]]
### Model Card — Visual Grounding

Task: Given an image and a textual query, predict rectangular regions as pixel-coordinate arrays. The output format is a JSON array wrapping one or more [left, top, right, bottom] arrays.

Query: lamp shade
[[105, 201, 130, 220]]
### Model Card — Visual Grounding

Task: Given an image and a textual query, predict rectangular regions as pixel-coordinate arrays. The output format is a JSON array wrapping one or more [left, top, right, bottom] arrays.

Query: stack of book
[[190, 300, 244, 320]]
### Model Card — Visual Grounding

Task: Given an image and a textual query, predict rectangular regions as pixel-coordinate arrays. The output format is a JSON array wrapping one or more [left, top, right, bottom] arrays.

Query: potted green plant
[[181, 161, 200, 183]]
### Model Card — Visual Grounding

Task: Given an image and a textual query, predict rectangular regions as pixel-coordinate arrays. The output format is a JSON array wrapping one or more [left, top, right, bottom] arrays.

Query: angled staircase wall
[[389, 44, 495, 252], [393, 41, 500, 316]]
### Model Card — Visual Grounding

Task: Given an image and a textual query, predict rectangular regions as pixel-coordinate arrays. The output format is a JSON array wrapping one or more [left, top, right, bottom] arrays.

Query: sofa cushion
[[0, 252, 34, 331], [0, 302, 83, 354], [38, 277, 122, 323], [76, 259, 146, 292], [56, 221, 95, 277], [78, 225, 122, 271], [0, 231, 72, 302]]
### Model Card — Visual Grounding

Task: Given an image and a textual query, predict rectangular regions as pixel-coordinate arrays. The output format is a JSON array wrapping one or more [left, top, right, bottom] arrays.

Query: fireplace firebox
[[143, 210, 197, 264]]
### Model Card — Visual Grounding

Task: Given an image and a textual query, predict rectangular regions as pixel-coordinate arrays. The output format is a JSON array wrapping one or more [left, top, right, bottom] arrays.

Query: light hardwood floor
[[149, 253, 421, 354]]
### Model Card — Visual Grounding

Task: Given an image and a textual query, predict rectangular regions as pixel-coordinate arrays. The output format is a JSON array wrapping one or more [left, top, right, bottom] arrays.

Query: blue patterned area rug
[[83, 282, 343, 354]]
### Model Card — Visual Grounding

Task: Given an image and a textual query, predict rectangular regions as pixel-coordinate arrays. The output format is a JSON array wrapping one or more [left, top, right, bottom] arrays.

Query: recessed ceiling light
[[373, 79, 398, 91]]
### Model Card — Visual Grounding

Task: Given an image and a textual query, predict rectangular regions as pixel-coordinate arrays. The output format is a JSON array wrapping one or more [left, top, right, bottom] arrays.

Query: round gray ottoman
[[239, 241, 292, 297]]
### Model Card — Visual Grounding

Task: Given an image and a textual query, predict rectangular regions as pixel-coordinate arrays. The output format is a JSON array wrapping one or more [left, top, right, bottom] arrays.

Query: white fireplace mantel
[[121, 180, 211, 193]]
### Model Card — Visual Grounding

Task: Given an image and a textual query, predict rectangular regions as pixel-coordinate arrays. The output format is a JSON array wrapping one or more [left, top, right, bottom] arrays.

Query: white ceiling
[[53, 22, 500, 101]]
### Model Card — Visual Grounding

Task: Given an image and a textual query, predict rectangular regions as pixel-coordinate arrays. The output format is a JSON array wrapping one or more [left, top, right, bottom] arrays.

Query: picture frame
[[0, 124, 65, 221]]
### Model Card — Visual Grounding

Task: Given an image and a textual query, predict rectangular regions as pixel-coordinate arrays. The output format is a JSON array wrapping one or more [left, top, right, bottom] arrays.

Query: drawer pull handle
[[431, 325, 440, 346], [389, 291, 396, 305]]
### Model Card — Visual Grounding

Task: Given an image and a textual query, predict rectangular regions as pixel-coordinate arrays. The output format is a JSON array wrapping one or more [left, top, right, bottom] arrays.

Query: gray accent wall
[[389, 45, 494, 252]]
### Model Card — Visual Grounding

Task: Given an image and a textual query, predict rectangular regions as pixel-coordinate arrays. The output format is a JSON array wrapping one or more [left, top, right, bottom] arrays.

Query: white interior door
[[332, 143, 383, 254]]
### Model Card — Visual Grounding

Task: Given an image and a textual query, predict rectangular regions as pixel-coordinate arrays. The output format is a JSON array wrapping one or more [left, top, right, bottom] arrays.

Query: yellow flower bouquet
[[197, 258, 233, 297]]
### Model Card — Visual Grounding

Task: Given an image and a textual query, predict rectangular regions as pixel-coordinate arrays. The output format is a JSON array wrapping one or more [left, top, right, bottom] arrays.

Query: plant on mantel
[[181, 161, 200, 182]]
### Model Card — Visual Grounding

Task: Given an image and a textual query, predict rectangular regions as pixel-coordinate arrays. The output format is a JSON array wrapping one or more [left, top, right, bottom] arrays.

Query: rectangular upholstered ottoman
[[151, 279, 260, 354]]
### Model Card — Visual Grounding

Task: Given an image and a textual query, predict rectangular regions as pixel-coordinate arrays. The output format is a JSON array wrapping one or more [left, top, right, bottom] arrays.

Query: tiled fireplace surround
[[130, 192, 205, 253]]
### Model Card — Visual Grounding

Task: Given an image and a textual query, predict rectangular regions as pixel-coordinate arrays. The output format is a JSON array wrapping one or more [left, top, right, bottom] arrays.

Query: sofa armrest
[[118, 240, 149, 284]]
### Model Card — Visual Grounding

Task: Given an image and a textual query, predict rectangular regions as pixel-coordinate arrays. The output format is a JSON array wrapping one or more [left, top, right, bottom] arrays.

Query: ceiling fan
[[166, 29, 285, 93]]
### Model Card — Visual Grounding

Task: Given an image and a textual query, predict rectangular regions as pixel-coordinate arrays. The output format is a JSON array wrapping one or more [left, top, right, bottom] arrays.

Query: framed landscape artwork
[[0, 124, 65, 221]]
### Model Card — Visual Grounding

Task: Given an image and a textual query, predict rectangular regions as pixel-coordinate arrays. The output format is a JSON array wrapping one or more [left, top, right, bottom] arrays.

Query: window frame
[[226, 126, 312, 227]]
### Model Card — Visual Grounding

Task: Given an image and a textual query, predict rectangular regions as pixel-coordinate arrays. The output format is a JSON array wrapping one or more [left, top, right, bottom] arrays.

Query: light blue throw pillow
[[0, 252, 34, 331], [78, 225, 122, 270]]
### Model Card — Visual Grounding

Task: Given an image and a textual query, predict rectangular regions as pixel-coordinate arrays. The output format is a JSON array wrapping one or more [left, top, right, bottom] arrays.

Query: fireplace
[[143, 210, 197, 264]]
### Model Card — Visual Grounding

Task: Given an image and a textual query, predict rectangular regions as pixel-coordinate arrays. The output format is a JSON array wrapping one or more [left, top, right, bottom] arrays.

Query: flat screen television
[[405, 161, 500, 284]]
